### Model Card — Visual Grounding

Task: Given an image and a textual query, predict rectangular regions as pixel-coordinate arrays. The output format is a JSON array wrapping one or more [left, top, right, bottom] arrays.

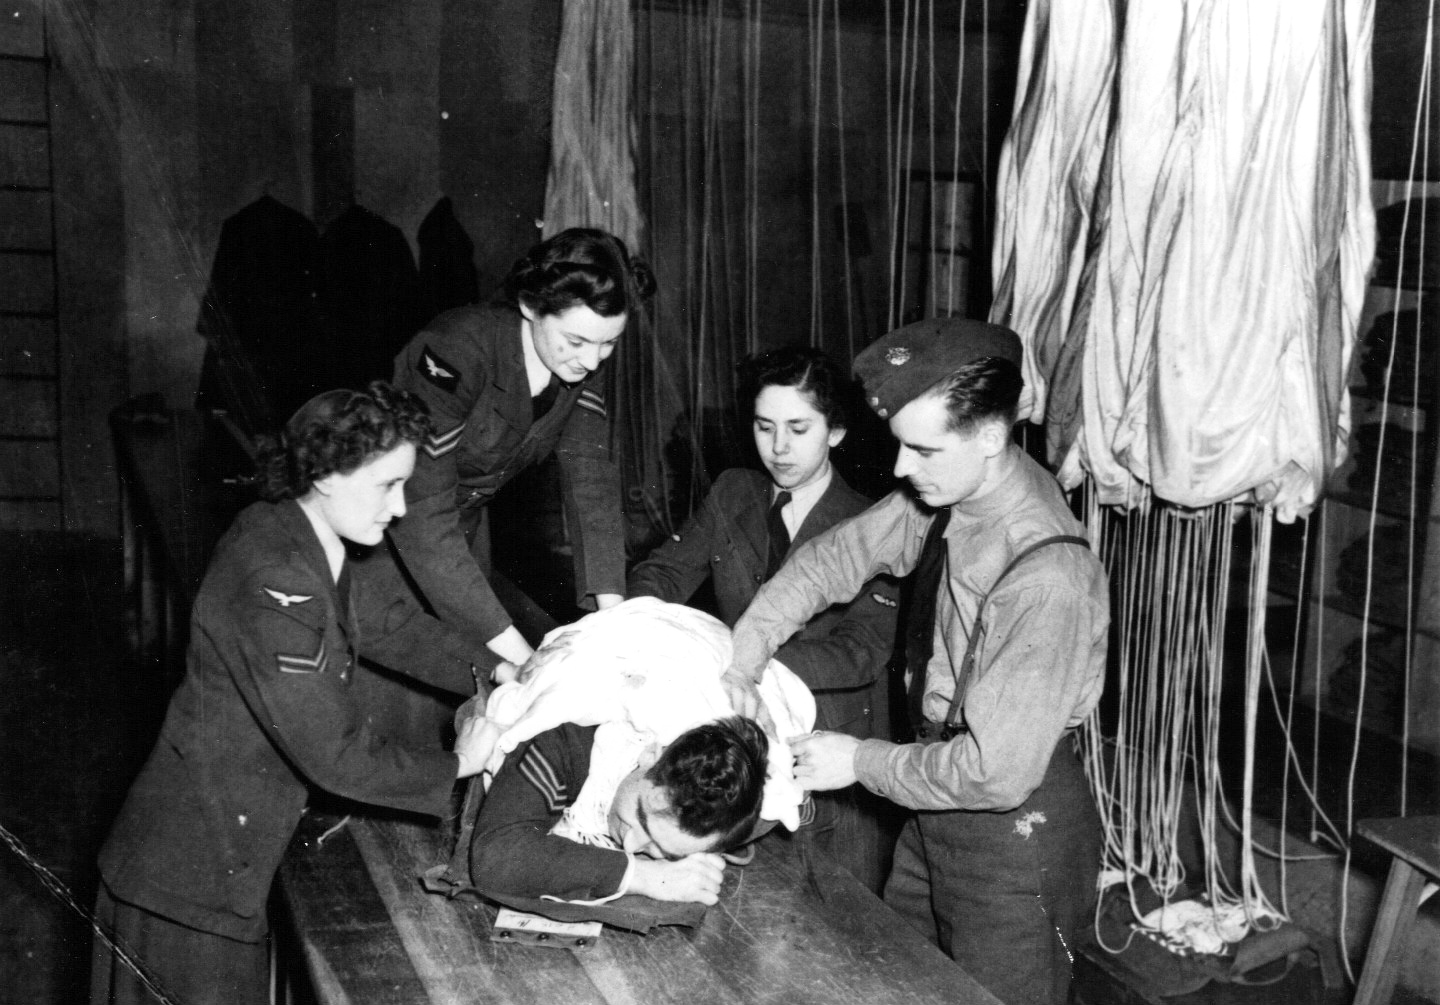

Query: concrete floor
[[1, 529, 1436, 1005], [0, 532, 164, 1004]]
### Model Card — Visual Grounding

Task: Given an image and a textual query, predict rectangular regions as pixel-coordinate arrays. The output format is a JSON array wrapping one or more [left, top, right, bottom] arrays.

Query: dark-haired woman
[[627, 345, 902, 893], [91, 384, 493, 1005], [390, 226, 656, 670]]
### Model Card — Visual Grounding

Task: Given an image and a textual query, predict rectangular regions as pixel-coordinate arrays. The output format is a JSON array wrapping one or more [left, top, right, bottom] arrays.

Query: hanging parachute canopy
[[543, 0, 642, 247], [992, 0, 1376, 523]]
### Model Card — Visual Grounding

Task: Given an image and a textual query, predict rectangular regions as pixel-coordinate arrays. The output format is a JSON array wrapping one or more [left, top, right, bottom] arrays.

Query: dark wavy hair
[[500, 227, 657, 319], [736, 344, 852, 430], [253, 381, 431, 501], [929, 357, 1024, 434], [646, 716, 768, 851]]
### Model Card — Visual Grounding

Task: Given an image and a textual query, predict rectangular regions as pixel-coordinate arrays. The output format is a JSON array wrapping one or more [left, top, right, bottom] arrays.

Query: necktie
[[336, 559, 353, 613], [764, 490, 793, 580], [904, 508, 951, 729]]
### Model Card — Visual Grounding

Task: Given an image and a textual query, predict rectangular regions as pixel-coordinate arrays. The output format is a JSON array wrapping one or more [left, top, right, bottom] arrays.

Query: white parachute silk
[[480, 598, 816, 843], [991, 0, 1375, 521]]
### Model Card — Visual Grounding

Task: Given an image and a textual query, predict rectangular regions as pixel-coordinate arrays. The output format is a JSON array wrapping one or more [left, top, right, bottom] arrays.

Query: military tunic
[[95, 500, 483, 1001], [390, 304, 624, 648], [471, 723, 633, 903]]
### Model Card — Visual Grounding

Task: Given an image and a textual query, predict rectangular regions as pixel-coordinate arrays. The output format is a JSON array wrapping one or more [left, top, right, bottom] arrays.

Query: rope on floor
[[0, 818, 179, 1005]]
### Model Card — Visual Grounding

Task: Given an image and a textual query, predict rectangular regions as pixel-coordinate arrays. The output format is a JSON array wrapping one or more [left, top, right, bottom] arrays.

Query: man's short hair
[[645, 716, 768, 851], [927, 356, 1024, 435]]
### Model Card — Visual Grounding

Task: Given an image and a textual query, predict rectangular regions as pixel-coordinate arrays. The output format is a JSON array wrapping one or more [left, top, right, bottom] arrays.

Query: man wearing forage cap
[[723, 317, 1107, 1005]]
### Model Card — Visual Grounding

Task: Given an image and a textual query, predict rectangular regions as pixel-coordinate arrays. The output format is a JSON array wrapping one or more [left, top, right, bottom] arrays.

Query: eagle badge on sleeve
[[418, 344, 461, 393], [264, 587, 313, 607]]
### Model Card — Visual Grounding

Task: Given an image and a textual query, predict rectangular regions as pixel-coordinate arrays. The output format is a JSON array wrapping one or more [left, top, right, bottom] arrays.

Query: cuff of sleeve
[[540, 854, 633, 906], [854, 738, 899, 797]]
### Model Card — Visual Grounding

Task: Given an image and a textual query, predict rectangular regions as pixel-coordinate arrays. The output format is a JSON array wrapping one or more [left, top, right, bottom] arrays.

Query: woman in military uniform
[[91, 383, 493, 1005], [627, 345, 903, 892], [389, 227, 655, 670]]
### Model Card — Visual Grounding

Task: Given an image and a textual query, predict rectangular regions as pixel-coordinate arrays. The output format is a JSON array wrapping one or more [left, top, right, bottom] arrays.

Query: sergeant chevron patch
[[424, 422, 465, 459], [418, 344, 460, 393], [518, 745, 569, 813], [277, 640, 328, 675]]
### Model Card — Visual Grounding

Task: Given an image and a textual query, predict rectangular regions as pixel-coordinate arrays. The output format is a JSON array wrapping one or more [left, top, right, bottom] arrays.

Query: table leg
[[1353, 856, 1428, 1005]]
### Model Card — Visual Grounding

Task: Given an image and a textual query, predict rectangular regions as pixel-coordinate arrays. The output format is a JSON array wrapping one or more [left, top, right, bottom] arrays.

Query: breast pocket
[[711, 525, 765, 616]]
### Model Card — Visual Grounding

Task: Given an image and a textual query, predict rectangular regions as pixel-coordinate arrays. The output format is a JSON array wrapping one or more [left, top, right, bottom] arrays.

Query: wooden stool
[[1354, 815, 1440, 1005]]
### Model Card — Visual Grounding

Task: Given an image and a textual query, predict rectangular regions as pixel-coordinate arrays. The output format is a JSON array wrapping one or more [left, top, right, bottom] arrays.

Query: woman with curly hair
[[389, 227, 656, 671], [91, 383, 493, 1005]]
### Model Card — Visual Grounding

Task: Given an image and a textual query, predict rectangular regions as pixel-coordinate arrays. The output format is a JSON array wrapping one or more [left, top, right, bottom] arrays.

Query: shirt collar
[[776, 465, 832, 537]]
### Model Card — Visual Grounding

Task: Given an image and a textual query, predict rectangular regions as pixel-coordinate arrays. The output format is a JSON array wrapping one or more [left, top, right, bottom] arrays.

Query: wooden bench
[[1354, 815, 1440, 1005], [277, 809, 1001, 1005]]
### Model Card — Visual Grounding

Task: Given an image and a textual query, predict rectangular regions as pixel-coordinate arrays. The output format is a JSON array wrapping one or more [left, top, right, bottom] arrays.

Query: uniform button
[[753, 574, 762, 583]]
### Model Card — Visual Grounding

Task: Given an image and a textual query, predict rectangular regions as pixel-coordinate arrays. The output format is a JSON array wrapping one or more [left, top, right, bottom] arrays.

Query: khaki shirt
[[732, 449, 1109, 812]]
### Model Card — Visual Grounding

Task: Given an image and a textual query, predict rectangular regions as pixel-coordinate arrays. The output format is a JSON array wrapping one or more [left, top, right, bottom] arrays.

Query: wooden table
[[1354, 815, 1440, 1005], [277, 810, 1000, 1005]]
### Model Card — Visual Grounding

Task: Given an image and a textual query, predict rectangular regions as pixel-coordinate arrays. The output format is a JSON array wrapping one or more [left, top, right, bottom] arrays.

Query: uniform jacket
[[99, 500, 481, 942], [471, 723, 632, 903], [628, 467, 900, 739], [417, 196, 479, 323], [732, 450, 1109, 813], [194, 194, 325, 432], [390, 304, 625, 648], [318, 204, 423, 389]]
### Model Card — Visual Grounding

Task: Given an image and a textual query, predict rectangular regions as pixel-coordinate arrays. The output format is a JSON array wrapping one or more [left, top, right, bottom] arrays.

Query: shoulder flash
[[418, 344, 461, 393], [264, 586, 314, 607]]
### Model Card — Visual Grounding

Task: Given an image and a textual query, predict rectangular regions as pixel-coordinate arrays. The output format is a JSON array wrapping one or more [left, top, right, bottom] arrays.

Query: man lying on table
[[471, 716, 768, 906]]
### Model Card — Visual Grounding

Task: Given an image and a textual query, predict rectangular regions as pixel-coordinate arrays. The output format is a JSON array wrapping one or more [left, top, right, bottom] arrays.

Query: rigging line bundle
[[1334, 1, 1435, 972], [940, 0, 970, 319], [809, 0, 823, 345], [831, 0, 858, 359], [1086, 499, 1302, 951]]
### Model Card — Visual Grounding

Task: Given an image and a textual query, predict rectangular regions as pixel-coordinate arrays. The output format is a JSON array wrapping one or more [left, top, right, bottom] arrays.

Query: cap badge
[[885, 347, 911, 366]]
